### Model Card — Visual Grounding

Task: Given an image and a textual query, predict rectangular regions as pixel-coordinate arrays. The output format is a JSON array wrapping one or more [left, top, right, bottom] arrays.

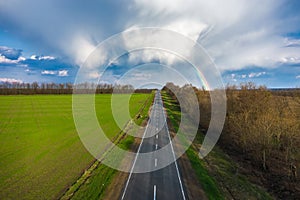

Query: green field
[[0, 94, 150, 200]]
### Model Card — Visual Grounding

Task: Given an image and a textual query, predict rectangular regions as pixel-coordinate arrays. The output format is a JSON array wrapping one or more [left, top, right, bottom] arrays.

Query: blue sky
[[0, 0, 300, 88]]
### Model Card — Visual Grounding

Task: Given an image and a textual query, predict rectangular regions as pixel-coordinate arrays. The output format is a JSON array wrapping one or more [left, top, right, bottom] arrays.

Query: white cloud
[[130, 0, 300, 71], [127, 49, 179, 66], [39, 55, 55, 60], [279, 56, 300, 64], [296, 75, 300, 79], [41, 70, 69, 76], [58, 70, 68, 76], [248, 73, 256, 78], [0, 55, 25, 64], [164, 19, 208, 41], [284, 38, 300, 47], [226, 72, 267, 80], [40, 70, 70, 77], [18, 56, 26, 61], [248, 72, 266, 78], [30, 55, 55, 60], [30, 55, 38, 60], [41, 70, 56, 75], [121, 28, 198, 68], [0, 55, 16, 64], [0, 78, 23, 83], [69, 35, 97, 65]]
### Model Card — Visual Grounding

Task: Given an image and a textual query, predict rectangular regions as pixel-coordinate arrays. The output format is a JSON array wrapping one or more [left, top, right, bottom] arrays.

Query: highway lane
[[120, 91, 186, 200]]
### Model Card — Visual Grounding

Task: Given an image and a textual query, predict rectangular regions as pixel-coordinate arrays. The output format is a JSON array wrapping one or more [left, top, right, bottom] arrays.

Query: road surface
[[120, 91, 187, 200]]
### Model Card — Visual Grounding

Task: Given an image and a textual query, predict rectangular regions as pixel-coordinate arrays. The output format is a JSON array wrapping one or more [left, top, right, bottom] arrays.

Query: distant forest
[[0, 82, 152, 94], [163, 82, 300, 198]]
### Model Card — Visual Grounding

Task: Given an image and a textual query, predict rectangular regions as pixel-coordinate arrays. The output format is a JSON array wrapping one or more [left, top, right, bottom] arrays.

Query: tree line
[[0, 82, 152, 95], [163, 82, 299, 198]]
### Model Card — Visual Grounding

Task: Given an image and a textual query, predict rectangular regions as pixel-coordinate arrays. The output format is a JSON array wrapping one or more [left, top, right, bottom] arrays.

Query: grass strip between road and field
[[60, 92, 155, 200], [161, 91, 223, 199], [161, 91, 273, 200]]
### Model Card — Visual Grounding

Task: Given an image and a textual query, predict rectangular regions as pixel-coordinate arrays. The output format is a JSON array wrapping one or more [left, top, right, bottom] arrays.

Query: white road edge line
[[162, 97, 187, 200], [120, 103, 153, 200], [153, 185, 157, 200]]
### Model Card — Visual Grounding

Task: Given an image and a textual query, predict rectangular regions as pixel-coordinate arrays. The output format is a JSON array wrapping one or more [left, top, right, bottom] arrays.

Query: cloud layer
[[0, 0, 300, 87], [1, 0, 299, 68], [130, 0, 300, 71]]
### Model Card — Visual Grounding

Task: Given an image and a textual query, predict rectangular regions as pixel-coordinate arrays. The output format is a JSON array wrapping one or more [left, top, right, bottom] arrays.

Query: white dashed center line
[[153, 185, 157, 200]]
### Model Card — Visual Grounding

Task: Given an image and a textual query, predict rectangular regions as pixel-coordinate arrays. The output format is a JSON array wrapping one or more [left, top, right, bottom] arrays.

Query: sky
[[0, 0, 300, 88]]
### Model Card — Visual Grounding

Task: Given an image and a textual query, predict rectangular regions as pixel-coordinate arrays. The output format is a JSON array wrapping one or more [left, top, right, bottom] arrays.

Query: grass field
[[62, 92, 154, 200], [0, 94, 150, 200]]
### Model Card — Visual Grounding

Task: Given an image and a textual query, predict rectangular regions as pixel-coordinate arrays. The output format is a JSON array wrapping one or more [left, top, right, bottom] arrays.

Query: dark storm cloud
[[0, 0, 136, 63]]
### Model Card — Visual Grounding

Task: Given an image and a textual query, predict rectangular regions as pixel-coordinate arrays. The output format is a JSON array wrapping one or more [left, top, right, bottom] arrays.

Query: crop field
[[0, 94, 150, 200]]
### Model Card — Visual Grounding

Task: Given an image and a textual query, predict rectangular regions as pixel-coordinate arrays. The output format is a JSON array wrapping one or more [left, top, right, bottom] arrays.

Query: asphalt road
[[120, 91, 187, 200]]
